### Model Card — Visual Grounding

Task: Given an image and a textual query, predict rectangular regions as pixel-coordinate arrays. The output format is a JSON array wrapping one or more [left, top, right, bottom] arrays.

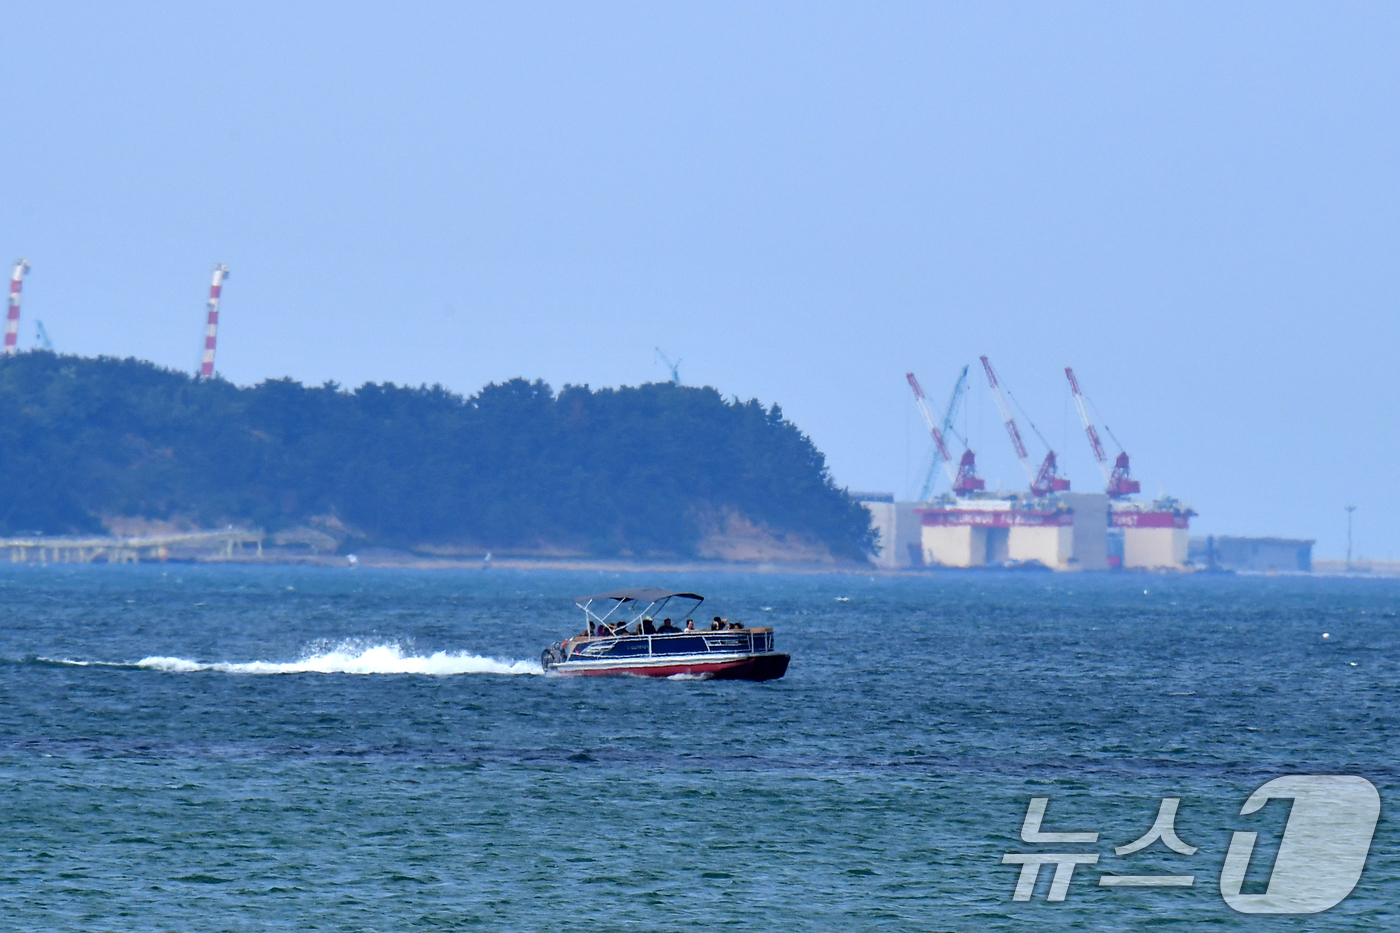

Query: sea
[[0, 564, 1395, 931]]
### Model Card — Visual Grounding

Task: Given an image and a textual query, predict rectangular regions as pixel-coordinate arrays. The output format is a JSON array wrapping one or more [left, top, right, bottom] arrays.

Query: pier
[[1, 529, 264, 564]]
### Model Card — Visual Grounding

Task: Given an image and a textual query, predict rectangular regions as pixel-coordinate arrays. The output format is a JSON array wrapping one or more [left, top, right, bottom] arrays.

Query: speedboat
[[540, 588, 789, 681]]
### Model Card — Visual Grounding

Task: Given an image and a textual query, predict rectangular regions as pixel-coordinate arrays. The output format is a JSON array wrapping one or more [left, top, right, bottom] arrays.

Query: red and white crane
[[979, 355, 1069, 497], [1064, 366, 1140, 498], [906, 370, 984, 498], [198, 264, 229, 380], [5, 259, 30, 356]]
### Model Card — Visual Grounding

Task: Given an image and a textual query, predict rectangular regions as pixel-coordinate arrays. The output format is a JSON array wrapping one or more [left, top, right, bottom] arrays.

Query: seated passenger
[[684, 619, 695, 632], [658, 618, 678, 633], [711, 616, 725, 631], [641, 617, 656, 635], [728, 621, 742, 630]]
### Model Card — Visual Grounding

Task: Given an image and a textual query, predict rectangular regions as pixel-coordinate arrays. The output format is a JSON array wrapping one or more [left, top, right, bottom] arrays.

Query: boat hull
[[545, 628, 789, 681], [552, 651, 790, 681]]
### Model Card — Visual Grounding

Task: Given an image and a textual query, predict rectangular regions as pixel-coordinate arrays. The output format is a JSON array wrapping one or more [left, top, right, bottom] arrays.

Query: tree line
[[0, 353, 874, 560]]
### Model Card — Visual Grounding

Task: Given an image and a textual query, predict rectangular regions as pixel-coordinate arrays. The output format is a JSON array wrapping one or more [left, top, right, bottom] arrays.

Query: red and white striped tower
[[199, 264, 229, 379], [4, 259, 30, 356]]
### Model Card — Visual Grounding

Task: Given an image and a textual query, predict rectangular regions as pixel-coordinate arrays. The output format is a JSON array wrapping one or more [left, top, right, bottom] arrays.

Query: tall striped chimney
[[199, 264, 229, 379], [5, 259, 30, 356]]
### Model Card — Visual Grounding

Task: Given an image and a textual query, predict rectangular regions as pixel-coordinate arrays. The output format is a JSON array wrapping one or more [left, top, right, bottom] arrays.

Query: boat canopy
[[574, 588, 705, 626], [574, 588, 704, 605]]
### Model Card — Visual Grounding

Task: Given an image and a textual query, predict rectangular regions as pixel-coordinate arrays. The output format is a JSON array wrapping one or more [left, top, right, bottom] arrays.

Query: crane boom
[[1065, 367, 1109, 482], [655, 347, 681, 384], [979, 356, 1035, 484], [906, 372, 956, 482], [5, 259, 30, 356], [980, 355, 1069, 497], [1063, 366, 1139, 498], [907, 368, 983, 499], [939, 366, 970, 445]]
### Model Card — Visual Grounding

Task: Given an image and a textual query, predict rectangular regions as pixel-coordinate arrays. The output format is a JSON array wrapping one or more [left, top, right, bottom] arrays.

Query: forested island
[[0, 353, 874, 562]]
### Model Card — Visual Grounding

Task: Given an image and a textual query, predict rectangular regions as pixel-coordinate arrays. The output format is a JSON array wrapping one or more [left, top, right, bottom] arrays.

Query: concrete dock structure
[[860, 491, 1194, 572], [1112, 497, 1194, 570]]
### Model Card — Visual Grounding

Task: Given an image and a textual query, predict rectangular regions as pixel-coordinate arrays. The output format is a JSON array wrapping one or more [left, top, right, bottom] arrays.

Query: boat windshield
[[574, 588, 705, 630]]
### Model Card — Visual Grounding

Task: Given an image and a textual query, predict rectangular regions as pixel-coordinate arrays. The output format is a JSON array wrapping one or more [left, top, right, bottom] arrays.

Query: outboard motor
[[541, 643, 566, 671]]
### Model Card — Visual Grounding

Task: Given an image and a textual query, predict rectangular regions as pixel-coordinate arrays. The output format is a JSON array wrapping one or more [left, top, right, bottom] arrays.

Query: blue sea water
[[0, 564, 1395, 931]]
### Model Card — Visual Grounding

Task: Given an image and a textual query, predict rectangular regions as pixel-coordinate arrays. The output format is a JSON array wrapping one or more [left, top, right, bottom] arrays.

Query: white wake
[[44, 642, 542, 677]]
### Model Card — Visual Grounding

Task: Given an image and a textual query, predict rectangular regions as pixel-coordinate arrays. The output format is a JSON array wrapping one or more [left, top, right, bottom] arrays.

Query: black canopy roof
[[574, 588, 704, 605]]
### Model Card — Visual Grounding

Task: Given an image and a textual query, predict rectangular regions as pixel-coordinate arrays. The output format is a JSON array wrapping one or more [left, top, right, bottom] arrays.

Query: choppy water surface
[[0, 565, 1395, 931]]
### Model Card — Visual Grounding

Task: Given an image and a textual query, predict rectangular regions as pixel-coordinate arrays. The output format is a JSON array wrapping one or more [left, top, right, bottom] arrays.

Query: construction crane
[[654, 347, 681, 384], [906, 367, 983, 499], [34, 320, 53, 351], [198, 264, 229, 380], [979, 355, 1069, 497], [1065, 367, 1140, 498], [5, 259, 30, 356]]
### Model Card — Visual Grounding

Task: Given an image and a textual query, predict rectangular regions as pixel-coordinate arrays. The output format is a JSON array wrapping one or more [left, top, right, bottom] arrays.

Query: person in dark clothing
[[658, 618, 678, 633], [641, 618, 656, 635], [711, 616, 725, 631]]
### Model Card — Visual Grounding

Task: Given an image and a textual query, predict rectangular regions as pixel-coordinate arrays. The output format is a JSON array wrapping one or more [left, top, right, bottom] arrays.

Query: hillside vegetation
[[0, 353, 874, 561]]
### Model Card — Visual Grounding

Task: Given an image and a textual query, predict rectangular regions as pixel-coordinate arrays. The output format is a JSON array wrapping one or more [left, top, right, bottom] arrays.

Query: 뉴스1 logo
[[1002, 774, 1380, 914]]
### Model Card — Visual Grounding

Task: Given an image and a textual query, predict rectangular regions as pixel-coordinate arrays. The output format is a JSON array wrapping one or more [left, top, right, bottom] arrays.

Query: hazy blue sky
[[1, 3, 1395, 558]]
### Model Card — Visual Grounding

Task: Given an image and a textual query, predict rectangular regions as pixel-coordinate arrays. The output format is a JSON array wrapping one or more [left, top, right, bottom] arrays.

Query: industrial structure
[[906, 368, 982, 499], [0, 259, 228, 379], [655, 347, 682, 384], [1189, 536, 1313, 573], [199, 264, 230, 380], [871, 359, 1198, 572], [1066, 367, 1138, 498], [852, 493, 918, 570], [5, 259, 30, 356]]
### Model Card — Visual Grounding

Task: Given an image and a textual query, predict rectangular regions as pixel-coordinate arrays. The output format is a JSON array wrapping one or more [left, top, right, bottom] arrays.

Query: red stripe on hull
[[560, 654, 789, 682]]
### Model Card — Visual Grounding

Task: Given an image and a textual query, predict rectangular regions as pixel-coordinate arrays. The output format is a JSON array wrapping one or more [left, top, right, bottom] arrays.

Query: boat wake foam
[[40, 642, 543, 677]]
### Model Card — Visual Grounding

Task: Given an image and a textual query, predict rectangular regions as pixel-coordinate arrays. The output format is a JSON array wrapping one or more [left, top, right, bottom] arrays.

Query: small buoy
[[1323, 633, 1330, 639], [1350, 662, 1358, 667]]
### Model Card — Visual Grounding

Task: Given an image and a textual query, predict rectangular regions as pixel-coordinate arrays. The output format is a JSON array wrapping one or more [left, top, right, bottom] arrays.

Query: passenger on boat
[[658, 618, 678, 633], [728, 621, 742, 630], [641, 618, 656, 635], [711, 616, 725, 630], [684, 619, 695, 631]]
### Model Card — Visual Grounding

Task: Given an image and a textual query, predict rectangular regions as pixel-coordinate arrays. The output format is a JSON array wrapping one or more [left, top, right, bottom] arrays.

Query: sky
[[1, 2, 1396, 558]]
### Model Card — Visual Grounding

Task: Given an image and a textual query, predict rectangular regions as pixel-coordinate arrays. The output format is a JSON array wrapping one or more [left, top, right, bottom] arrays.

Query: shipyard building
[[867, 360, 1197, 571], [861, 491, 1195, 571], [912, 492, 1192, 570]]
